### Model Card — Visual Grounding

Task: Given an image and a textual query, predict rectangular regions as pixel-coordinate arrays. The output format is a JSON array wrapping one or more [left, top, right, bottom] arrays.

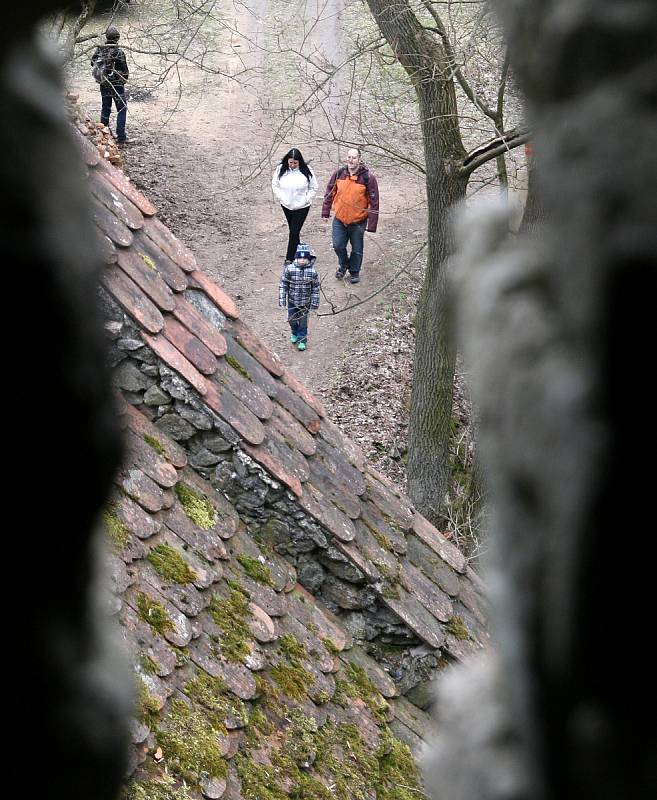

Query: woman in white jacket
[[272, 148, 318, 264]]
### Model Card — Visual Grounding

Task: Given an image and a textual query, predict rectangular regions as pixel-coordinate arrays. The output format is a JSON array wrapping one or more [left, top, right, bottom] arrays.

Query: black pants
[[282, 205, 310, 261]]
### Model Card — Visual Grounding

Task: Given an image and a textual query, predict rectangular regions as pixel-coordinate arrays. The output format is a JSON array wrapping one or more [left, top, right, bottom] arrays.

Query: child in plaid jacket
[[278, 243, 320, 351]]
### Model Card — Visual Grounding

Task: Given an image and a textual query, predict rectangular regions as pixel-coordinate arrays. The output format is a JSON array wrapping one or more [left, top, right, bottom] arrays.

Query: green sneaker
[[290, 334, 298, 343], [297, 341, 307, 351]]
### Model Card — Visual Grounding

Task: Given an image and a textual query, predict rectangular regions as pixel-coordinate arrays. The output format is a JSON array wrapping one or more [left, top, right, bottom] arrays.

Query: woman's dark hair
[[278, 148, 313, 183]]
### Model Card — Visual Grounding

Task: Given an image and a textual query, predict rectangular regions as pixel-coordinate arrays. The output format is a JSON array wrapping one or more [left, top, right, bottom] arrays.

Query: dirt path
[[68, 2, 427, 400]]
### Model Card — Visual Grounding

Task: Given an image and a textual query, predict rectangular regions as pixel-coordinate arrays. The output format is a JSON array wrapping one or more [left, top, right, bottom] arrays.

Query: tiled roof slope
[[76, 118, 489, 790], [75, 122, 487, 660], [110, 405, 432, 799]]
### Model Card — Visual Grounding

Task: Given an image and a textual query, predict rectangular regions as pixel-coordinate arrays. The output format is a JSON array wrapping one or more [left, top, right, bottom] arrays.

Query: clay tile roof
[[87, 140, 489, 798]]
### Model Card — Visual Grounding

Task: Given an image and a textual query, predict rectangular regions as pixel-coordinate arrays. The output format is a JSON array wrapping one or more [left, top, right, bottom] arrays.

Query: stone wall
[[101, 287, 443, 706]]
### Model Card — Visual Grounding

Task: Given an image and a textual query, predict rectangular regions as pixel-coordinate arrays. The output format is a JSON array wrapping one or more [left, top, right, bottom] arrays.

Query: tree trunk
[[365, 0, 468, 526]]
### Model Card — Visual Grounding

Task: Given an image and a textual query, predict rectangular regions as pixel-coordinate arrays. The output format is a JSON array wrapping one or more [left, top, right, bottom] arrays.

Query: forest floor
[[67, 1, 430, 490]]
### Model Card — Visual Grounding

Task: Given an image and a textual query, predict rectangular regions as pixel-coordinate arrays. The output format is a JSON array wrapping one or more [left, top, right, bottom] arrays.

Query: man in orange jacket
[[321, 149, 379, 284]]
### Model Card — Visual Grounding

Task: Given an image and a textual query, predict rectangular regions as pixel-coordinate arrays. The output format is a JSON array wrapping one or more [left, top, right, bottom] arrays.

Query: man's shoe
[[290, 334, 299, 344], [350, 274, 361, 284], [297, 341, 307, 351], [335, 268, 346, 279]]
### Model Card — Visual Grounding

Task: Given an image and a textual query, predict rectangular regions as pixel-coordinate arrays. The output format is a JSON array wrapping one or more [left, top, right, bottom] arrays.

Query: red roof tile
[[143, 216, 198, 273], [162, 316, 217, 376], [102, 267, 164, 334], [188, 269, 239, 319], [143, 332, 209, 395], [204, 381, 266, 445], [172, 294, 227, 357], [116, 247, 176, 311]]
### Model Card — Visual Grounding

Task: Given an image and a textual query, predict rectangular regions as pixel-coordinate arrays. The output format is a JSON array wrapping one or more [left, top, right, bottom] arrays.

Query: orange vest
[[332, 173, 370, 225]]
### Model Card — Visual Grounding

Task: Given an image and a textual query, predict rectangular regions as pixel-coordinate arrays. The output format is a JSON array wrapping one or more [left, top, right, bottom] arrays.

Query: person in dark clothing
[[91, 26, 129, 144]]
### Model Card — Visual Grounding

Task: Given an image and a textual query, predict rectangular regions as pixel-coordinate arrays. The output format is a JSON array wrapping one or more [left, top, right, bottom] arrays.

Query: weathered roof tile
[[119, 467, 167, 513], [364, 468, 414, 531], [382, 588, 446, 649], [143, 216, 198, 272], [127, 434, 179, 489], [412, 513, 467, 574], [399, 561, 453, 623], [269, 402, 316, 456], [92, 194, 134, 246], [225, 317, 284, 377], [241, 440, 303, 497], [307, 458, 362, 520], [341, 644, 399, 698], [282, 369, 326, 418], [133, 229, 188, 292], [406, 533, 461, 597], [96, 158, 157, 216], [314, 436, 367, 496], [163, 317, 217, 376], [204, 382, 266, 446], [125, 582, 193, 647], [297, 482, 356, 542], [188, 270, 239, 319], [224, 336, 279, 398], [212, 360, 273, 421], [160, 504, 228, 562], [116, 247, 176, 311], [91, 171, 144, 230], [111, 492, 162, 540], [122, 403, 188, 468], [102, 267, 164, 334], [274, 381, 321, 434], [143, 332, 208, 395], [172, 294, 227, 357]]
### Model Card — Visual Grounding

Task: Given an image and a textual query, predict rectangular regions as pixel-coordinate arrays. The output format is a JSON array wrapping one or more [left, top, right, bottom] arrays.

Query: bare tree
[[357, 0, 527, 525]]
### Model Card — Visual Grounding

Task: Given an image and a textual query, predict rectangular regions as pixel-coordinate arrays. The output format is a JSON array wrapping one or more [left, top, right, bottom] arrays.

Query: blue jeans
[[332, 218, 366, 275], [101, 83, 127, 141], [288, 305, 309, 342]]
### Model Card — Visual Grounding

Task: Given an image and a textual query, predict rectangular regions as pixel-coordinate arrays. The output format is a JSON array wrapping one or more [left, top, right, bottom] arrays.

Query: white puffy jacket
[[272, 166, 318, 210]]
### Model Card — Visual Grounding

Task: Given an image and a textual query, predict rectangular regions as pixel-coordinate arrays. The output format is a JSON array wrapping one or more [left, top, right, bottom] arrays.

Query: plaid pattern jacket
[[278, 257, 320, 309]]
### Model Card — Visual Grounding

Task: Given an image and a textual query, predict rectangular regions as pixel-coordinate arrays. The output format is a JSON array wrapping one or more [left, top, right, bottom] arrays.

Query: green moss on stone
[[103, 506, 130, 550], [373, 529, 395, 552], [270, 662, 315, 701], [124, 774, 193, 800], [321, 637, 340, 657], [156, 699, 228, 784], [136, 592, 174, 637], [174, 482, 218, 530], [375, 728, 424, 800], [278, 633, 307, 664], [143, 433, 166, 456], [208, 588, 252, 662], [139, 654, 158, 675], [225, 354, 251, 381], [148, 543, 197, 584], [183, 672, 248, 727], [236, 554, 275, 587], [446, 614, 469, 641], [333, 663, 389, 723], [136, 679, 161, 730]]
